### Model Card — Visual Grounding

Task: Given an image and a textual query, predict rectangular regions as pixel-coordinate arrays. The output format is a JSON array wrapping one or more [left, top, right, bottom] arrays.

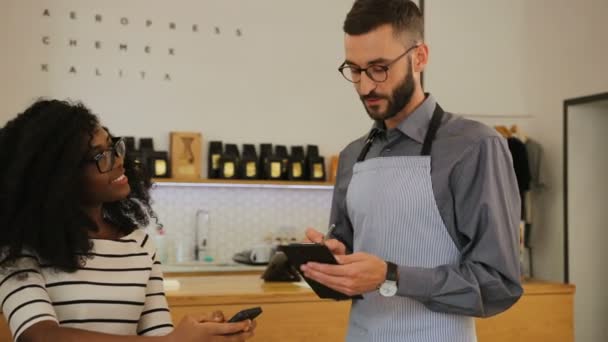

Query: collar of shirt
[[372, 93, 437, 144]]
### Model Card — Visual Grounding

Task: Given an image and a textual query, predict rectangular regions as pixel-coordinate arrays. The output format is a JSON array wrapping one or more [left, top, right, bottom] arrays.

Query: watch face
[[379, 282, 398, 297]]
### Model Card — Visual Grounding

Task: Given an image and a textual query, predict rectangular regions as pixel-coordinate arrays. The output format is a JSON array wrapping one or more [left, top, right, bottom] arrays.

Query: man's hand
[[304, 227, 347, 256], [301, 252, 388, 296]]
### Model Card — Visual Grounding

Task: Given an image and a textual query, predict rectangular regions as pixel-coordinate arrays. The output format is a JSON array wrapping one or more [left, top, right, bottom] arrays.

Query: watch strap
[[386, 261, 398, 282]]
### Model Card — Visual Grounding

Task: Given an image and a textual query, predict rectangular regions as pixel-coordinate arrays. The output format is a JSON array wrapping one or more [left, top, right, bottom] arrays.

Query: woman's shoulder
[[90, 228, 155, 255], [0, 249, 43, 283], [0, 248, 41, 267], [127, 228, 155, 253]]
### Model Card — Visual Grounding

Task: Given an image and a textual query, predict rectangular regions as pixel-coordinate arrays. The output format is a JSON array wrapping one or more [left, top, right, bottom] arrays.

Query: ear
[[412, 43, 429, 73]]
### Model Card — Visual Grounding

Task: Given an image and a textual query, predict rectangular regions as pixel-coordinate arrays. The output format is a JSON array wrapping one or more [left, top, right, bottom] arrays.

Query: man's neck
[[384, 88, 426, 130]]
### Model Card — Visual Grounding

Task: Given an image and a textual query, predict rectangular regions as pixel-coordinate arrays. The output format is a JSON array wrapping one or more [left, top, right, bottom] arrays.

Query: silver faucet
[[195, 209, 210, 261]]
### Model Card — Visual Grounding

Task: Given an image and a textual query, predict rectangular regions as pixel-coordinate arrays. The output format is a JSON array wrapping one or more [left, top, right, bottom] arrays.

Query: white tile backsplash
[[149, 183, 333, 264]]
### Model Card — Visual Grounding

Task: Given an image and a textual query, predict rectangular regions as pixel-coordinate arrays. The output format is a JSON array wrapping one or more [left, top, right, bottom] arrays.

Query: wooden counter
[[0, 276, 574, 341], [165, 276, 350, 341], [476, 279, 575, 342]]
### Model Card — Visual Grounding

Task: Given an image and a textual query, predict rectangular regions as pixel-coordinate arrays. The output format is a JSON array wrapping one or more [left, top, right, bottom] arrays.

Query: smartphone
[[280, 243, 363, 300], [227, 306, 263, 323]]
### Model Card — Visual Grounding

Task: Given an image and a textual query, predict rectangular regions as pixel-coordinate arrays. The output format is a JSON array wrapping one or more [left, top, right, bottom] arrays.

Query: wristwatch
[[379, 261, 398, 297]]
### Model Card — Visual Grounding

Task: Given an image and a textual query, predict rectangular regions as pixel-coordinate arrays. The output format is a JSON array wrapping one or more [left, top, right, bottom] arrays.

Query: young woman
[[0, 100, 255, 341]]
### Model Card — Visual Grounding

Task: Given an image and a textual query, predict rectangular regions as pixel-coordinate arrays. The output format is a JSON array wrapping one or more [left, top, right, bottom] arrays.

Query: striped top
[[0, 229, 173, 340]]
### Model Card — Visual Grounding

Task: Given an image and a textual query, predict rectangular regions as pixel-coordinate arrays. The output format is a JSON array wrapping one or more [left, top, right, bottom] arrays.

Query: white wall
[[425, 0, 608, 283], [425, 0, 529, 116], [521, 0, 608, 282], [567, 100, 608, 342], [0, 0, 376, 167]]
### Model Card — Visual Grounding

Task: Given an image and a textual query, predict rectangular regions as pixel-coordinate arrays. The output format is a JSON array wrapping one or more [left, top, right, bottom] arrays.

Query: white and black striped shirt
[[0, 229, 173, 340]]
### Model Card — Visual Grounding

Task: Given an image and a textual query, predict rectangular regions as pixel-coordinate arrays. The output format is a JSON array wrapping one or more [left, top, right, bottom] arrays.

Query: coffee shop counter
[[162, 275, 574, 342], [0, 274, 574, 341], [165, 275, 350, 341], [160, 263, 267, 276]]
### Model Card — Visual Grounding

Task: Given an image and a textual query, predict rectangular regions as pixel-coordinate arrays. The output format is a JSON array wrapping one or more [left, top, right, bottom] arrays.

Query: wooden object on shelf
[[170, 132, 202, 179], [494, 125, 511, 138], [329, 155, 339, 183]]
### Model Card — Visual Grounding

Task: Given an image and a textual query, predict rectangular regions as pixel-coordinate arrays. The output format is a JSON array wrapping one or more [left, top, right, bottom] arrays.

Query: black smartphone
[[227, 306, 263, 323], [280, 243, 363, 300]]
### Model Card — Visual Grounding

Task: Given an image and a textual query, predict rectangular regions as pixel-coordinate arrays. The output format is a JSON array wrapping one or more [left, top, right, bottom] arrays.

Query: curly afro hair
[[0, 99, 158, 272]]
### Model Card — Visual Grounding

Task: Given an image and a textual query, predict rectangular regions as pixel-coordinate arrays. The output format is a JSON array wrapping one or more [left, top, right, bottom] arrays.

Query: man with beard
[[303, 0, 523, 341]]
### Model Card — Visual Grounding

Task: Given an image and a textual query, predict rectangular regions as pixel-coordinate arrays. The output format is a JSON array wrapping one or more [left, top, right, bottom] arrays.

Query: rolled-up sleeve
[[396, 136, 523, 317]]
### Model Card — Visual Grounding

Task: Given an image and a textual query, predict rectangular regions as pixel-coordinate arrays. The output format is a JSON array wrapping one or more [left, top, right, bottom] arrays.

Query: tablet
[[280, 243, 363, 300]]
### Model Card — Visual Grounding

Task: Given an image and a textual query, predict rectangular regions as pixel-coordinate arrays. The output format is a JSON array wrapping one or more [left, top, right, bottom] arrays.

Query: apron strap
[[357, 128, 382, 162], [420, 104, 445, 156], [357, 104, 445, 162]]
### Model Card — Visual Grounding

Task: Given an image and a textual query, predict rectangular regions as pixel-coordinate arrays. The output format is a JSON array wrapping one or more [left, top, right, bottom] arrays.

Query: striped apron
[[345, 105, 476, 341]]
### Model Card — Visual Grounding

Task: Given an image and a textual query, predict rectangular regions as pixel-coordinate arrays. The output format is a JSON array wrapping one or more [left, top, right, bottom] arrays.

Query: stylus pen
[[323, 224, 336, 243]]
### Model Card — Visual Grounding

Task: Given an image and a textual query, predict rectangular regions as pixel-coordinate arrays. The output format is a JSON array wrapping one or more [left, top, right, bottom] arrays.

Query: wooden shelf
[[152, 178, 335, 189]]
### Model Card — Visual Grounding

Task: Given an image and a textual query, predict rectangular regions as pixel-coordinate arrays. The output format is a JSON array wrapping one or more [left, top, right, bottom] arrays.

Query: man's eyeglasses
[[83, 137, 126, 173], [338, 44, 420, 83]]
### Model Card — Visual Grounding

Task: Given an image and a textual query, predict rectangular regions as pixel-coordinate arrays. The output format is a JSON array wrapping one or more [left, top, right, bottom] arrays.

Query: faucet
[[195, 209, 212, 262]]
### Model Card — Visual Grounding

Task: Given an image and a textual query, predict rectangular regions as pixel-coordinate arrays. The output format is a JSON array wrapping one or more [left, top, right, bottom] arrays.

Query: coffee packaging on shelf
[[288, 146, 305, 180], [208, 141, 223, 179], [275, 145, 289, 180], [219, 144, 240, 179], [241, 144, 259, 179]]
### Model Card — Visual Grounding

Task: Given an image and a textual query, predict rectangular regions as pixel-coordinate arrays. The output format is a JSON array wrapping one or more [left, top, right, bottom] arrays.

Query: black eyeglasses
[[338, 44, 420, 83], [83, 137, 126, 173]]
